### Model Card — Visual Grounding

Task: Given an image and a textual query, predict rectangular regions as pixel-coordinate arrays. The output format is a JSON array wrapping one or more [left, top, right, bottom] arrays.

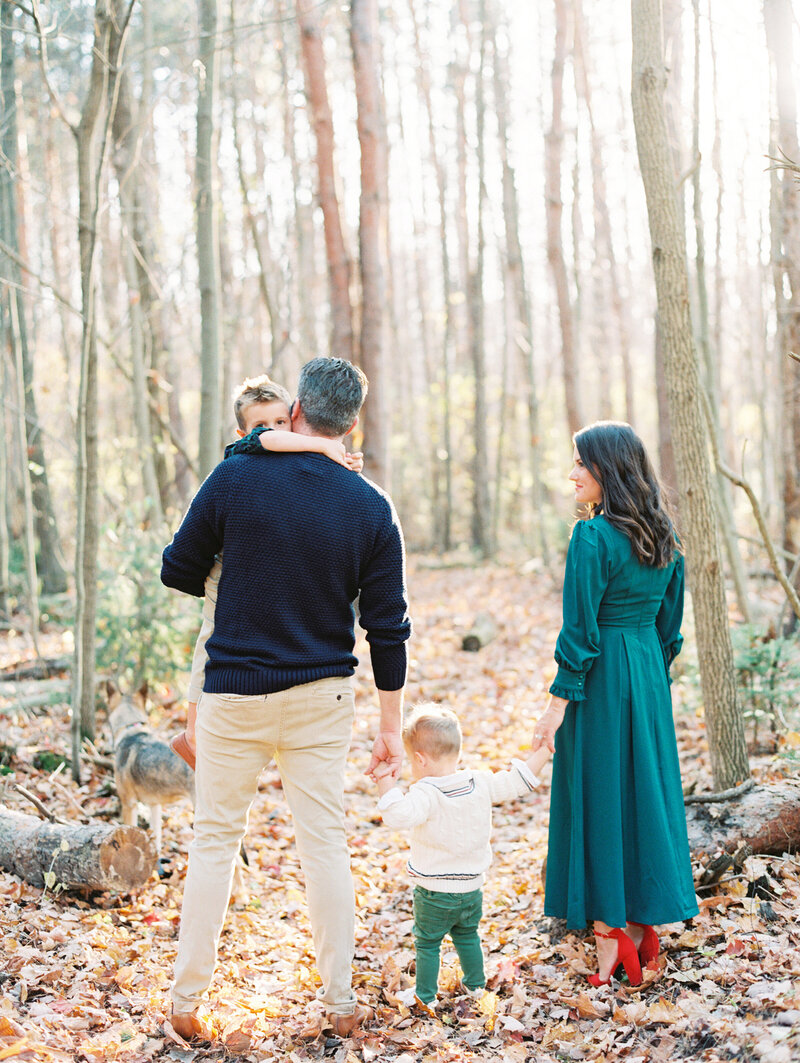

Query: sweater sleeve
[[224, 426, 272, 457], [549, 520, 611, 702], [358, 498, 411, 691], [486, 759, 540, 804], [377, 783, 434, 829], [161, 465, 228, 597]]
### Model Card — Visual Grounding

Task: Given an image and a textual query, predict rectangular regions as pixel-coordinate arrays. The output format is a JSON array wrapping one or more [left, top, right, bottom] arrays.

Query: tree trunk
[[409, 0, 454, 550], [350, 0, 389, 488], [277, 0, 317, 366], [546, 0, 581, 437], [0, 2, 68, 596], [196, 0, 221, 480], [470, 5, 491, 557], [490, 6, 549, 562], [0, 806, 156, 892], [574, 0, 635, 427], [690, 0, 751, 623], [72, 0, 122, 771], [631, 0, 750, 792], [109, 0, 164, 525], [764, 0, 800, 627], [297, 0, 354, 362]]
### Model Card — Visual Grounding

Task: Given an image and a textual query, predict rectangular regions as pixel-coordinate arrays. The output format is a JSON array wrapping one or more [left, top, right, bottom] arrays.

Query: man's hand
[[367, 730, 403, 782]]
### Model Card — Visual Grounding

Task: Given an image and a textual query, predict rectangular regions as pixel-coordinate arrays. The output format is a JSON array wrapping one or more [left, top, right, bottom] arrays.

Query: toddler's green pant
[[412, 886, 485, 1003]]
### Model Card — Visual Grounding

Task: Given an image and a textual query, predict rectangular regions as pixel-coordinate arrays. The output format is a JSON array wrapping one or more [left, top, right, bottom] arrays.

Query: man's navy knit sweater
[[161, 450, 410, 694]]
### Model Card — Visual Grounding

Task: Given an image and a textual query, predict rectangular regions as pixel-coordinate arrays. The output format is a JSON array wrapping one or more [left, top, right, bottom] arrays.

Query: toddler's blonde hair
[[402, 703, 462, 759]]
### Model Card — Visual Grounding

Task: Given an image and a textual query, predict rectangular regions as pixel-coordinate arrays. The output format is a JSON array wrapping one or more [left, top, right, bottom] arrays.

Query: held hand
[[532, 697, 567, 754], [367, 730, 403, 782], [344, 451, 364, 473]]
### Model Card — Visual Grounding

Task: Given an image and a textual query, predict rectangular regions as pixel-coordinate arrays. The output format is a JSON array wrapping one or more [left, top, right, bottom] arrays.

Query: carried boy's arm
[[259, 430, 349, 466]]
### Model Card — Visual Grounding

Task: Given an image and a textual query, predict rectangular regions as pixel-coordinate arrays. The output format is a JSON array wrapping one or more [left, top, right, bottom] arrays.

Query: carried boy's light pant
[[171, 677, 358, 1015], [186, 559, 222, 704]]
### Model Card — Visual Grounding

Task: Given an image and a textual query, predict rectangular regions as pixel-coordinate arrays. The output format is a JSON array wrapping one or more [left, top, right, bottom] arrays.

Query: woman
[[532, 422, 698, 986]]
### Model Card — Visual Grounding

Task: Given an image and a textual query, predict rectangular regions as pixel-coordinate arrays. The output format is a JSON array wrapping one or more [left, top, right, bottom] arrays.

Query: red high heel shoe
[[587, 928, 643, 987], [629, 922, 659, 965]]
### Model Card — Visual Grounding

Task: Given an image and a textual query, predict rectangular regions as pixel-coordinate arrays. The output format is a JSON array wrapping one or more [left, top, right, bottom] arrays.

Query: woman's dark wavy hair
[[574, 421, 679, 568]]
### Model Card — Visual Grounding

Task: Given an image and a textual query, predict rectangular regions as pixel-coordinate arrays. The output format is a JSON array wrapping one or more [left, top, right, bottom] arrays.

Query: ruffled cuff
[[548, 664, 587, 702], [377, 786, 404, 811]]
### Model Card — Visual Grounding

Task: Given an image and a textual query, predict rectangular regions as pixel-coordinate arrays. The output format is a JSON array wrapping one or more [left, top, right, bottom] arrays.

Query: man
[[161, 358, 410, 1040]]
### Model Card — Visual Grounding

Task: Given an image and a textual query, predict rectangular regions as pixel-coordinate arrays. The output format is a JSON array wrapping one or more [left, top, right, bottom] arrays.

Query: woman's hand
[[532, 695, 568, 754]]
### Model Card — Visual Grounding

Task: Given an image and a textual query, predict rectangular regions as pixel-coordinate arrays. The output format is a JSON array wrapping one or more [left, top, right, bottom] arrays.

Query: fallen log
[[0, 805, 157, 892], [0, 656, 71, 681], [461, 612, 498, 652], [685, 779, 800, 863]]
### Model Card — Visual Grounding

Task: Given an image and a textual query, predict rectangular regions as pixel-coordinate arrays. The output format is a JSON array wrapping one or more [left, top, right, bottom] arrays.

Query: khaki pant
[[171, 677, 358, 1015]]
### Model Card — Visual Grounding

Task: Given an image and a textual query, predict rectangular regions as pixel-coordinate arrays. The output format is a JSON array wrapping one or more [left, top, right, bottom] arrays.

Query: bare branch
[[699, 388, 800, 621]]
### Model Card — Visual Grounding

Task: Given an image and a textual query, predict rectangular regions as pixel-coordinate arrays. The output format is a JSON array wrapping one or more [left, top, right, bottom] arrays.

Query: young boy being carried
[[373, 703, 550, 1011], [170, 374, 363, 769]]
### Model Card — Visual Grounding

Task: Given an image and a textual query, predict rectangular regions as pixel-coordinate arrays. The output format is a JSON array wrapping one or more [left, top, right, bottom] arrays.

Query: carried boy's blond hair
[[232, 374, 292, 429], [403, 703, 462, 759]]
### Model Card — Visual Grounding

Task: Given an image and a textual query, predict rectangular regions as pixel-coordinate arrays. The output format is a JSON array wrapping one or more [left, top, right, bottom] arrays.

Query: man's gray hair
[[297, 357, 368, 436]]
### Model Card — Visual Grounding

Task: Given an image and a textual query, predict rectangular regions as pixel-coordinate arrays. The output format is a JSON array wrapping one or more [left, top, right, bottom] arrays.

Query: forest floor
[[0, 558, 799, 1063]]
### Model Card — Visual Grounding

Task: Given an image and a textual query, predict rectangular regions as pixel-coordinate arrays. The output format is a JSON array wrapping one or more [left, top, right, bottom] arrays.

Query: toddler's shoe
[[397, 987, 437, 1014]]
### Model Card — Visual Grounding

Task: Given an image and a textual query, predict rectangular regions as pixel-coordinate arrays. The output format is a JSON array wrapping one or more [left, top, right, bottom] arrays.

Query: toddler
[[374, 703, 550, 1009]]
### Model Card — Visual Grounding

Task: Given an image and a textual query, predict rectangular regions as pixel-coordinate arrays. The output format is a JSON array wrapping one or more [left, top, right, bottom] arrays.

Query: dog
[[106, 682, 194, 856], [105, 682, 249, 895]]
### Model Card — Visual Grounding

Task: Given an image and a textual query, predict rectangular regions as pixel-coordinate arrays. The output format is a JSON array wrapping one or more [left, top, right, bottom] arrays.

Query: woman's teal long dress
[[544, 515, 699, 929]]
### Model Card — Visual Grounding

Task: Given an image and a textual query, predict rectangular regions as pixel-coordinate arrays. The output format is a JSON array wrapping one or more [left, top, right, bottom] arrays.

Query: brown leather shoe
[[326, 1003, 373, 1037], [170, 732, 196, 771], [170, 1008, 214, 1043]]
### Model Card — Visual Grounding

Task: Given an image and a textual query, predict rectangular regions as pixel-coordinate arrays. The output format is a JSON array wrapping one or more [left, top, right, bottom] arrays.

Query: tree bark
[[689, 0, 751, 623], [350, 0, 389, 488], [409, 0, 454, 550], [631, 0, 750, 792], [109, 0, 164, 525], [469, 4, 491, 557], [297, 0, 354, 362], [490, 6, 549, 561], [196, 0, 222, 480], [546, 0, 581, 437], [0, 2, 68, 596], [0, 806, 156, 892], [70, 0, 130, 769], [764, 0, 800, 628]]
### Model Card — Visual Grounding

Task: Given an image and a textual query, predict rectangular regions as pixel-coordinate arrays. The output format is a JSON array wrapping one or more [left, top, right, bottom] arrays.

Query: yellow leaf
[[0, 1043, 30, 1062]]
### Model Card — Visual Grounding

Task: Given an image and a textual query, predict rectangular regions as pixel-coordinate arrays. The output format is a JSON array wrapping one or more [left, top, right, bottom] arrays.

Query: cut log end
[[99, 826, 158, 889], [461, 612, 498, 652]]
